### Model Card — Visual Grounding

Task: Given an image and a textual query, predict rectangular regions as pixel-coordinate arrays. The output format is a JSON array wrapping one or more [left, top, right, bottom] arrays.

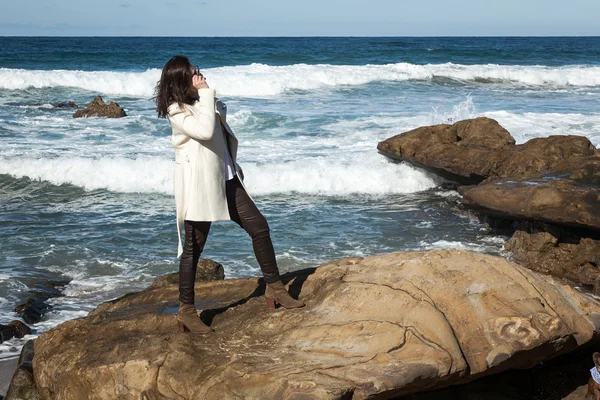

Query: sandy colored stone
[[31, 250, 600, 399], [503, 224, 600, 294], [377, 117, 597, 185], [460, 169, 600, 231], [72, 96, 126, 118], [150, 259, 225, 289]]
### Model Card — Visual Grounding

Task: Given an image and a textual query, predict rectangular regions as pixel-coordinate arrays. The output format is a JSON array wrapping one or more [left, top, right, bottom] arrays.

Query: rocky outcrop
[[0, 321, 30, 344], [378, 118, 600, 294], [27, 250, 600, 399], [501, 222, 600, 294], [377, 117, 597, 185], [15, 280, 69, 325], [150, 259, 224, 289], [459, 160, 600, 231], [72, 96, 126, 118], [51, 101, 78, 108]]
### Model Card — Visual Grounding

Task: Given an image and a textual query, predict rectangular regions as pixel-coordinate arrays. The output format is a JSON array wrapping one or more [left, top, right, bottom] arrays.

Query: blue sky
[[1, 0, 598, 36]]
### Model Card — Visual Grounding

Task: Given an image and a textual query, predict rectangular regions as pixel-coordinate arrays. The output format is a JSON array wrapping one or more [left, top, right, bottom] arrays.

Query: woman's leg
[[178, 220, 211, 304], [225, 177, 280, 284]]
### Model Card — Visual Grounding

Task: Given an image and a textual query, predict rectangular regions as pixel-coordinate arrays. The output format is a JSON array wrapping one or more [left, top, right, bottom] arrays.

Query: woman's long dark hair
[[154, 55, 196, 118]]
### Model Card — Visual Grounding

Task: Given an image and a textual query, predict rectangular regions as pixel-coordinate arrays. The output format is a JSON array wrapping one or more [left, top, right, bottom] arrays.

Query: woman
[[155, 55, 304, 334]]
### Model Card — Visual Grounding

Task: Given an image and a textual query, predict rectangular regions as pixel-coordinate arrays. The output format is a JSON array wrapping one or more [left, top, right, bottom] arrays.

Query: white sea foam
[[1, 63, 599, 98], [0, 156, 174, 193], [245, 157, 439, 196], [483, 110, 600, 146], [0, 154, 439, 196]]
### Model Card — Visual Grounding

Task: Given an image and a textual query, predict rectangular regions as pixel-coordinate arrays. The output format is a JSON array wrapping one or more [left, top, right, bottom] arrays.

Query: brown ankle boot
[[177, 302, 213, 334], [265, 281, 305, 309]]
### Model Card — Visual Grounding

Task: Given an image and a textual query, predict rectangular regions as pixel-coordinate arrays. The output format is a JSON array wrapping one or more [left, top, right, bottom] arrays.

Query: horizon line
[[1, 34, 600, 38]]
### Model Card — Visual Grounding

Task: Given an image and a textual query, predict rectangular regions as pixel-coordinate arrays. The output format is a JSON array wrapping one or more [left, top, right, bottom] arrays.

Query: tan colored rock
[[72, 96, 126, 118], [30, 250, 600, 399], [150, 259, 225, 289], [377, 117, 597, 185], [460, 171, 600, 231], [504, 224, 600, 294]]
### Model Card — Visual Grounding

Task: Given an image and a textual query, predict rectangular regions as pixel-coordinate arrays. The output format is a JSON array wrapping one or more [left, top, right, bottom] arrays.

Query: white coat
[[167, 88, 246, 257]]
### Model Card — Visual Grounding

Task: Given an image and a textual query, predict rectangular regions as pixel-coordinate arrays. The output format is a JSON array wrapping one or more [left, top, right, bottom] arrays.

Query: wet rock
[[150, 258, 225, 289], [14, 301, 44, 325], [14, 281, 68, 325], [72, 96, 126, 118], [32, 250, 600, 399], [0, 321, 31, 344], [18, 340, 35, 365], [377, 117, 597, 185], [51, 101, 78, 108], [10, 321, 31, 339], [459, 166, 600, 232]]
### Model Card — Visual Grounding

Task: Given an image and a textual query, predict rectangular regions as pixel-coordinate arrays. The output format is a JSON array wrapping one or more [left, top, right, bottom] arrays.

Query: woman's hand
[[193, 74, 209, 90]]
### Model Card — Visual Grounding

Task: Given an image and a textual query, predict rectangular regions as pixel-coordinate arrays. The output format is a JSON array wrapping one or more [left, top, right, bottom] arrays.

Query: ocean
[[1, 36, 599, 358]]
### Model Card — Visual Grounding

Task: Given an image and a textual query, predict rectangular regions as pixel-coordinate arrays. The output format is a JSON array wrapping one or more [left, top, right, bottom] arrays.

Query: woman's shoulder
[[167, 101, 198, 117]]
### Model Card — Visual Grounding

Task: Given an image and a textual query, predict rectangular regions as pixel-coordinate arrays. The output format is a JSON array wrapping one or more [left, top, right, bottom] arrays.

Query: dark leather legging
[[179, 176, 280, 304]]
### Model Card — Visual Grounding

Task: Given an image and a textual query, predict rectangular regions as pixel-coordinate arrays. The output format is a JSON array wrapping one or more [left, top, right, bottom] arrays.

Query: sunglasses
[[194, 66, 203, 78]]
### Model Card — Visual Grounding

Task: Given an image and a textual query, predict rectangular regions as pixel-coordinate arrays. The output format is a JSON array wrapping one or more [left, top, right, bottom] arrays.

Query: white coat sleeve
[[167, 88, 216, 141]]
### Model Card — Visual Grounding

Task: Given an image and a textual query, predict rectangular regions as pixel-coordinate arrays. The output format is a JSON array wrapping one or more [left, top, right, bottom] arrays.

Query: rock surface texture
[[72, 96, 126, 118], [29, 250, 600, 399], [460, 174, 600, 231], [377, 117, 597, 185], [504, 222, 600, 294]]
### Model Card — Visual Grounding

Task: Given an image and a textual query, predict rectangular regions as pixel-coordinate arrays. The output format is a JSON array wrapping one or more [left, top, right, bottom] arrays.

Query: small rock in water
[[72, 95, 126, 118], [150, 258, 225, 288], [0, 321, 30, 344], [14, 280, 69, 324], [51, 101, 78, 108]]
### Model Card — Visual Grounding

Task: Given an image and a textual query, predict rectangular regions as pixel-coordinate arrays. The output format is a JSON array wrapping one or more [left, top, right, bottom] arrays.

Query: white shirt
[[222, 129, 236, 181]]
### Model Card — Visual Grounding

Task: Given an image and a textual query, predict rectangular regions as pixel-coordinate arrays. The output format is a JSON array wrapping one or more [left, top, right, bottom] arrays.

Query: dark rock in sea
[[51, 101, 78, 108], [14, 280, 69, 325], [0, 321, 31, 344], [72, 96, 126, 118], [150, 258, 225, 289], [459, 160, 600, 231], [377, 117, 597, 185], [10, 321, 31, 339], [0, 324, 14, 343], [26, 250, 600, 399]]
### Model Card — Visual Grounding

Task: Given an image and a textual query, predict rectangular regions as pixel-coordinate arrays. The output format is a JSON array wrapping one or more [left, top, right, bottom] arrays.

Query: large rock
[[503, 222, 600, 294], [72, 96, 126, 118], [459, 159, 600, 231], [377, 117, 597, 185], [30, 250, 600, 399]]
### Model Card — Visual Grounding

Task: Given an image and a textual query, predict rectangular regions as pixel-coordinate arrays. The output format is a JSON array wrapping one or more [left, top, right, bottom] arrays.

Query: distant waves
[[1, 62, 599, 97]]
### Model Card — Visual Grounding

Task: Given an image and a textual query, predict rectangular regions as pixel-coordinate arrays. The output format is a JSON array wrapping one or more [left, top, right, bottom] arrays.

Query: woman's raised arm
[[167, 88, 216, 141]]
